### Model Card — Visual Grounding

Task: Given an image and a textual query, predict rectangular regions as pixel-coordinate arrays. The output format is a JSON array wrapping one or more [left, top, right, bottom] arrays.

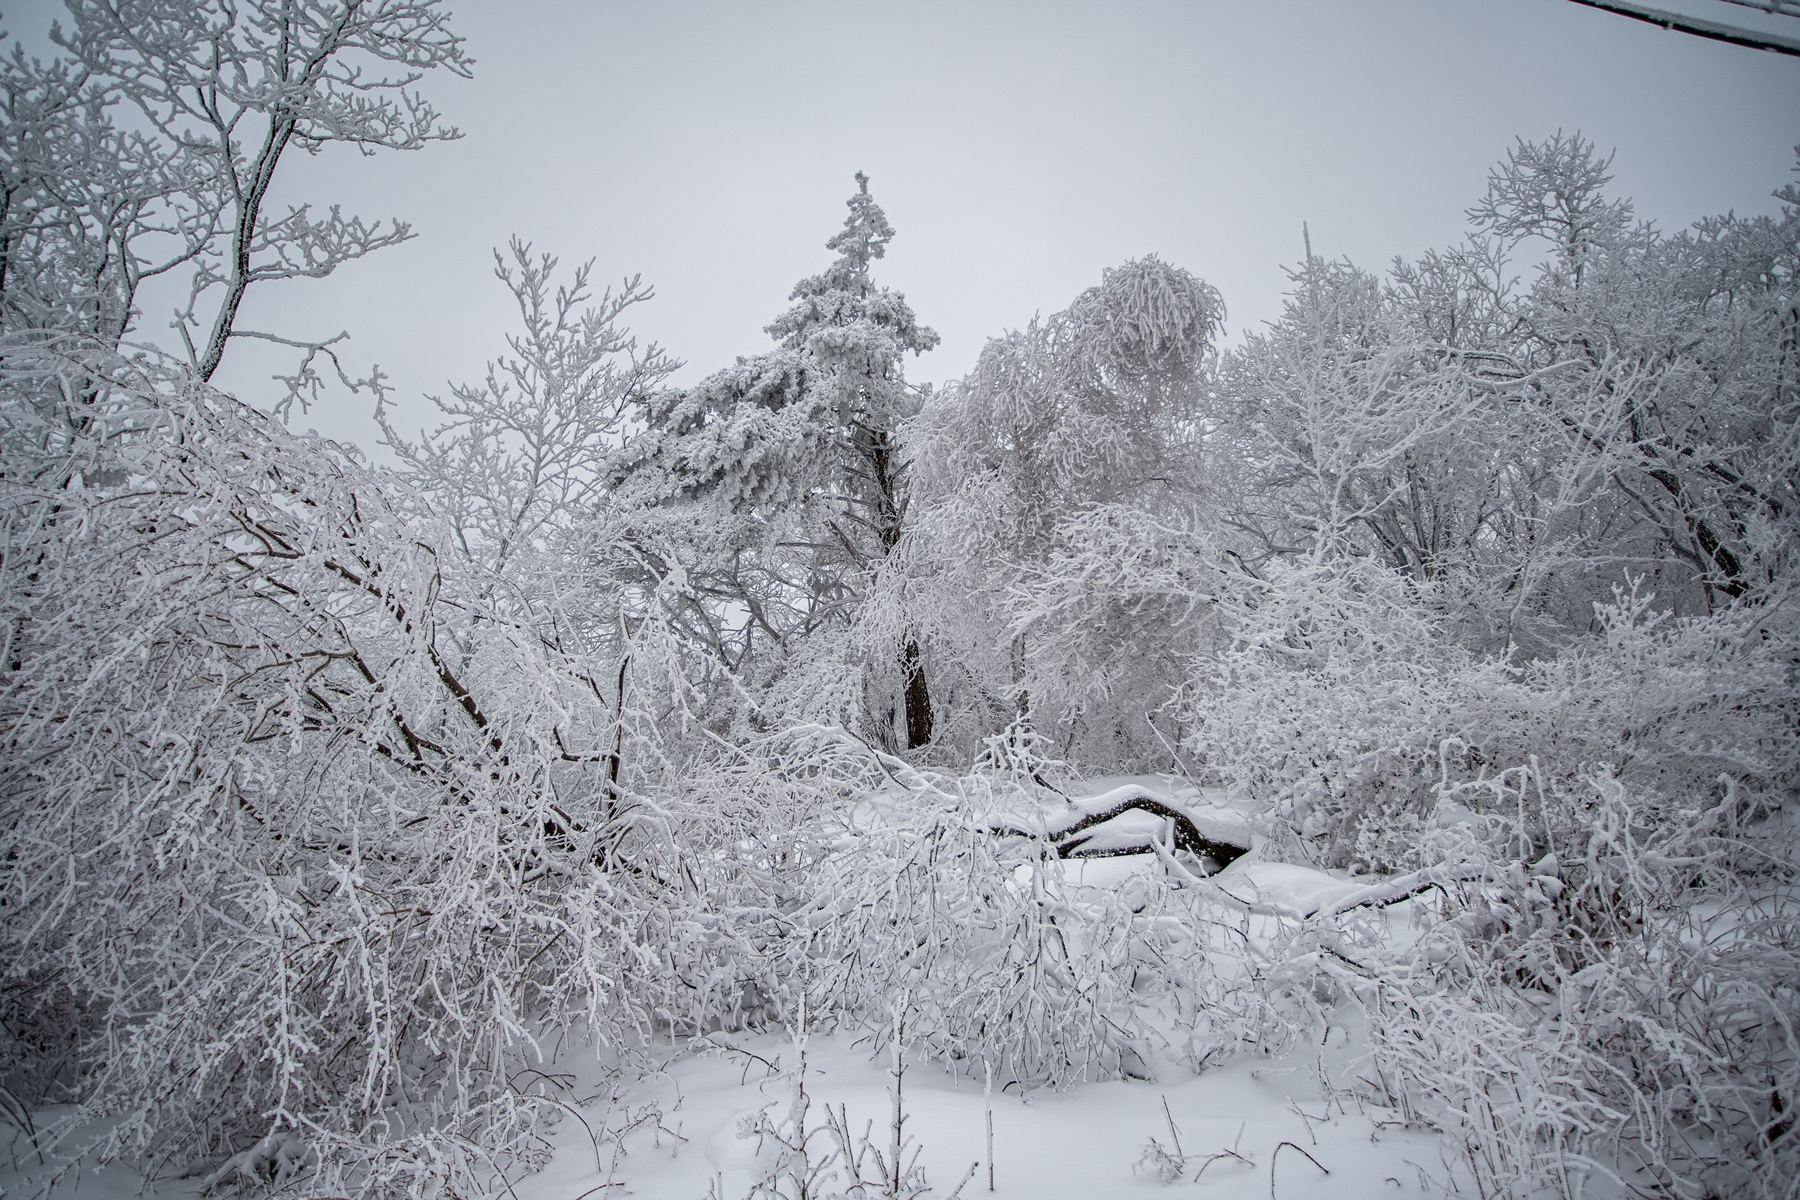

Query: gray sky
[[16, 0, 1800, 452]]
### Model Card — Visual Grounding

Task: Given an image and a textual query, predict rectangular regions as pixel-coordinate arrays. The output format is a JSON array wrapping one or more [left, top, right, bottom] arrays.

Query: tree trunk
[[901, 637, 932, 749], [1010, 632, 1030, 722]]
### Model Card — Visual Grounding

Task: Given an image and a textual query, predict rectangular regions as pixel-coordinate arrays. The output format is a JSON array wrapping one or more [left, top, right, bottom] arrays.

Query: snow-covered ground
[[517, 1020, 1461, 1199], [3, 779, 1474, 1200], [6, 1019, 1458, 1200], [2, 1025, 1462, 1200]]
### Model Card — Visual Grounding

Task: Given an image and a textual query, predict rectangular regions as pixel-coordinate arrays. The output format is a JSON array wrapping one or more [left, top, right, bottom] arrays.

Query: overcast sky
[[15, 0, 1800, 452]]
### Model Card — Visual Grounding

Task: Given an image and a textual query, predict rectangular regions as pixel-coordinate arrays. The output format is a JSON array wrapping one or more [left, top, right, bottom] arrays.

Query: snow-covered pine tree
[[604, 173, 939, 747]]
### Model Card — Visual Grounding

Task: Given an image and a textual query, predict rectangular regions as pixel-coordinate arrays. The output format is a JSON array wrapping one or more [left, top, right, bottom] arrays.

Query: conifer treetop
[[766, 172, 937, 359], [824, 171, 895, 275]]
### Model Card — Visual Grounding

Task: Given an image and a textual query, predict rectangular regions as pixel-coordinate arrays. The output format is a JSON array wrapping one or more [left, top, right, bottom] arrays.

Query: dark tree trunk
[[901, 637, 932, 749]]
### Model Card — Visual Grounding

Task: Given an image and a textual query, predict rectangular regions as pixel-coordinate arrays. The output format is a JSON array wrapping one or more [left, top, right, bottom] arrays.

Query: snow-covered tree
[[0, 337, 643, 1192], [0, 0, 469, 407], [1206, 134, 1799, 668], [893, 255, 1222, 765], [0, 36, 203, 345], [1471, 133, 1799, 611], [604, 173, 939, 747], [376, 238, 679, 821], [380, 238, 676, 589], [1186, 135, 1800, 868]]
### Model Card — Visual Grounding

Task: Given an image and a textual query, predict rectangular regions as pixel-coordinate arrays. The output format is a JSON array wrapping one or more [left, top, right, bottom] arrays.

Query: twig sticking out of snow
[[1160, 1096, 1185, 1160], [983, 1060, 994, 1193], [1137, 1105, 1260, 1186], [1269, 1140, 1329, 1198], [1190, 1124, 1255, 1183], [0, 1084, 42, 1170]]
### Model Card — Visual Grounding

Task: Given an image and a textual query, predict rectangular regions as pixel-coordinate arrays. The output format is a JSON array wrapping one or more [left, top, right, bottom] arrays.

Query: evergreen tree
[[606, 173, 939, 747]]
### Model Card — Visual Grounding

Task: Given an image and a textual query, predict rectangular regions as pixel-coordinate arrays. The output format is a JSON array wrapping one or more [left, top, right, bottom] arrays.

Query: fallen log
[[989, 787, 1251, 872]]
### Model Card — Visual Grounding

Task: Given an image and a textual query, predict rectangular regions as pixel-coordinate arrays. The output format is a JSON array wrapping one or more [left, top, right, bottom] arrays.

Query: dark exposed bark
[[1050, 794, 1249, 868], [986, 790, 1251, 873], [901, 637, 931, 749]]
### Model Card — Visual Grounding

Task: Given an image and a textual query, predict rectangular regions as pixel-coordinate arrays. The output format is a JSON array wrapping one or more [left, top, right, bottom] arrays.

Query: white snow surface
[[517, 1024, 1457, 1200], [1212, 862, 1368, 918]]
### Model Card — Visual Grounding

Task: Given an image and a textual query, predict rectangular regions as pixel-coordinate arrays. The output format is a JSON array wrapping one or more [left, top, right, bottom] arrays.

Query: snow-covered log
[[984, 784, 1251, 871]]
